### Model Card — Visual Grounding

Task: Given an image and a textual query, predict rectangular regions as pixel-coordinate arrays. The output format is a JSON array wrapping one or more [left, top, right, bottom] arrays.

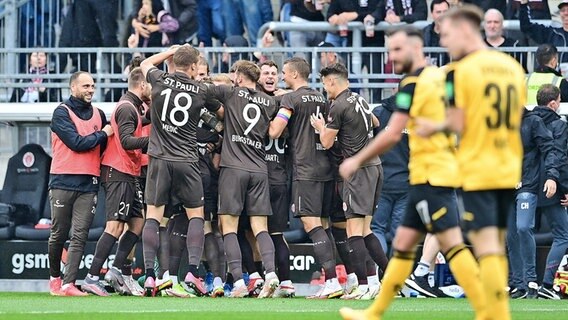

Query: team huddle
[[47, 4, 529, 320]]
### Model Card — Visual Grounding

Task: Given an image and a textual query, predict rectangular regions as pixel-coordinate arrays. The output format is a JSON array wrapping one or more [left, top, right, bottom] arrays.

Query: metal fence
[[0, 45, 554, 104]]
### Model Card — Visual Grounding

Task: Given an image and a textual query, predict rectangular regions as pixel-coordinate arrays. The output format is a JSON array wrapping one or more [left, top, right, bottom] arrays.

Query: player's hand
[[102, 124, 114, 137], [339, 157, 361, 180], [310, 112, 325, 132], [561, 194, 568, 207], [414, 118, 441, 137], [544, 179, 557, 199]]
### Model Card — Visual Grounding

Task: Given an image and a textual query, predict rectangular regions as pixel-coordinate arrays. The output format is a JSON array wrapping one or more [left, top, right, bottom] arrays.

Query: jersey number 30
[[160, 88, 193, 126], [485, 83, 518, 130]]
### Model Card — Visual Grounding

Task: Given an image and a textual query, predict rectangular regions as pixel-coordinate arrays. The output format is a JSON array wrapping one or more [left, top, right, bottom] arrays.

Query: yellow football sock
[[479, 254, 510, 320], [367, 251, 415, 317], [446, 244, 487, 318]]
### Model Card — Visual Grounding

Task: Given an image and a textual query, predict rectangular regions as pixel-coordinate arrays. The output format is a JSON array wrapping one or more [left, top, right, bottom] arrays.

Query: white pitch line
[[0, 309, 333, 315]]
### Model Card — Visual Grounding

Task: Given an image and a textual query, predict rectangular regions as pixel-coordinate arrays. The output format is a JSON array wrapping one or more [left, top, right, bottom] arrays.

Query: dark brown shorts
[[103, 180, 144, 222], [340, 164, 383, 219], [218, 167, 271, 216], [291, 180, 334, 218]]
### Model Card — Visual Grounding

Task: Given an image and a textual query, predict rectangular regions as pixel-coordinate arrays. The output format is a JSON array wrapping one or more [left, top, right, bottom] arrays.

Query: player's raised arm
[[140, 45, 180, 78]]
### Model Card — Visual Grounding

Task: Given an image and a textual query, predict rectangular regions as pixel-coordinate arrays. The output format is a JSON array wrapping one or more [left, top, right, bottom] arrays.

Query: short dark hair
[[536, 44, 558, 68], [233, 60, 261, 83], [536, 84, 561, 106], [385, 25, 424, 43], [128, 56, 143, 71], [173, 46, 200, 70], [320, 63, 348, 81], [128, 67, 146, 90], [69, 71, 90, 86], [430, 0, 450, 13], [442, 4, 484, 29], [259, 60, 279, 71], [283, 57, 311, 80]]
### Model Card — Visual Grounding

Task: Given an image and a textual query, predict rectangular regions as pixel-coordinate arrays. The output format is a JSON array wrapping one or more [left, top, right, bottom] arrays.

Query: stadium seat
[[88, 188, 106, 241], [15, 196, 51, 240], [0, 144, 51, 240]]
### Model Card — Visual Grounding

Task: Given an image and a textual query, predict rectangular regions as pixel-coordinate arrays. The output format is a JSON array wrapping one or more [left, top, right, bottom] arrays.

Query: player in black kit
[[269, 57, 343, 299], [211, 60, 280, 298], [139, 45, 224, 297], [312, 63, 387, 300]]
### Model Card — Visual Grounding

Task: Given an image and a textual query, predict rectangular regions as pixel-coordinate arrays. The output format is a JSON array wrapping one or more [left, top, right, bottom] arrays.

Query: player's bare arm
[[340, 112, 409, 180], [269, 107, 292, 139], [415, 107, 465, 137], [140, 45, 180, 78], [310, 112, 336, 149]]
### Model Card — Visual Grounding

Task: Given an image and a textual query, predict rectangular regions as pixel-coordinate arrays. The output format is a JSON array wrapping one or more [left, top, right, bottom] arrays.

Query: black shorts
[[401, 184, 460, 234], [268, 184, 290, 233], [340, 165, 383, 219], [218, 167, 271, 216], [291, 180, 334, 218], [145, 157, 204, 208], [461, 189, 515, 232], [329, 180, 346, 223], [103, 180, 144, 222]]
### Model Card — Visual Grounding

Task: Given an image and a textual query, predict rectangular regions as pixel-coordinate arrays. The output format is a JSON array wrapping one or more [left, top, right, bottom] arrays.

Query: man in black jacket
[[507, 107, 559, 299], [422, 0, 450, 66], [519, 0, 568, 62], [47, 71, 113, 296], [532, 84, 568, 300]]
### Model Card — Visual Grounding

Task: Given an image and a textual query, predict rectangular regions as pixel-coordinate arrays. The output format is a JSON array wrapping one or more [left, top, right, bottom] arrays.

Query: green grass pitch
[[0, 293, 566, 319]]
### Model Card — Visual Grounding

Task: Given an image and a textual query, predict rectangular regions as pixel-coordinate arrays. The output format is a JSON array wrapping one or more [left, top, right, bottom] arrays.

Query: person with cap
[[519, 0, 568, 62], [526, 44, 568, 105]]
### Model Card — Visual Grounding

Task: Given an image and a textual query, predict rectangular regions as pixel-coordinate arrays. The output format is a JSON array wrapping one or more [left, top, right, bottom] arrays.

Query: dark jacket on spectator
[[371, 0, 428, 24], [423, 23, 450, 66], [533, 105, 568, 207], [463, 0, 506, 16], [292, 0, 324, 21], [327, 0, 381, 46], [508, 0, 550, 20], [372, 95, 409, 193], [519, 109, 559, 195], [484, 37, 527, 72], [49, 96, 108, 193], [10, 66, 61, 103], [169, 0, 198, 44], [519, 3, 568, 62], [532, 66, 568, 103]]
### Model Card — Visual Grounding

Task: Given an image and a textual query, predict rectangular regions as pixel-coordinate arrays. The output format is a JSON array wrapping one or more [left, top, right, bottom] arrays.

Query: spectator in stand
[[422, 0, 450, 66], [197, 0, 225, 47], [324, 0, 358, 48], [10, 51, 61, 103], [531, 84, 568, 300], [526, 44, 568, 104], [519, 0, 568, 62], [507, 103, 559, 299], [131, 0, 179, 48], [483, 8, 527, 71], [318, 41, 360, 93], [287, 0, 325, 59], [223, 0, 273, 47], [220, 36, 252, 73], [367, 0, 428, 28], [167, 0, 198, 44], [508, 0, 550, 20], [59, 0, 119, 73], [462, 0, 506, 14]]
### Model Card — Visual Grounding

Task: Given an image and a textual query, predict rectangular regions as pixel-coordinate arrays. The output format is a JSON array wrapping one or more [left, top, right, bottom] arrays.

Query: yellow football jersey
[[395, 66, 460, 188], [447, 49, 527, 191]]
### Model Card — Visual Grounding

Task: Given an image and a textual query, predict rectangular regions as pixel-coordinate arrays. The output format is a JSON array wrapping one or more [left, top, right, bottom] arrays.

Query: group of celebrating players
[[50, 3, 527, 319]]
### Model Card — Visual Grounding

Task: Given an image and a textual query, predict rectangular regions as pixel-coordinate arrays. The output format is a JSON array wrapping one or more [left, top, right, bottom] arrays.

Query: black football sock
[[332, 226, 354, 274], [142, 218, 160, 279], [89, 232, 118, 278], [308, 226, 336, 280], [158, 226, 170, 278], [364, 234, 389, 276], [122, 259, 133, 276], [215, 232, 227, 281], [348, 236, 368, 284], [224, 232, 243, 281], [366, 253, 377, 277], [187, 217, 205, 275], [205, 233, 221, 277], [168, 215, 187, 277], [271, 234, 291, 281], [238, 230, 256, 274], [113, 231, 138, 273], [226, 272, 234, 285], [255, 261, 264, 276], [256, 231, 276, 274]]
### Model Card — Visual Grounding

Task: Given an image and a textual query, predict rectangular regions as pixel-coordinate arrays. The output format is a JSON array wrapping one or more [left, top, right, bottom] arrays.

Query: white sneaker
[[123, 275, 144, 296], [342, 285, 368, 300], [359, 283, 380, 300], [230, 279, 249, 298], [273, 280, 295, 298], [345, 273, 359, 295], [258, 272, 279, 298], [318, 278, 344, 299]]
